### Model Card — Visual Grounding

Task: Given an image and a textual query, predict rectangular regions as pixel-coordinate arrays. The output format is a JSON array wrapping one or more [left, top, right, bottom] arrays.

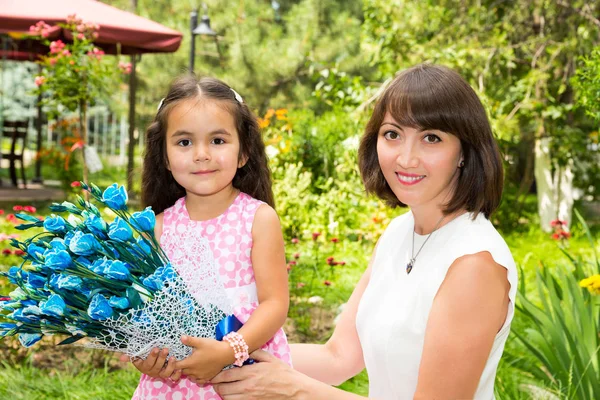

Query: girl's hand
[[119, 348, 183, 382], [212, 350, 306, 399], [173, 336, 234, 384]]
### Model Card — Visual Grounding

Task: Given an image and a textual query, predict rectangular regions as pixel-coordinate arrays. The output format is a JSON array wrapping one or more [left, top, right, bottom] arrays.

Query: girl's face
[[376, 111, 463, 212], [165, 99, 245, 198]]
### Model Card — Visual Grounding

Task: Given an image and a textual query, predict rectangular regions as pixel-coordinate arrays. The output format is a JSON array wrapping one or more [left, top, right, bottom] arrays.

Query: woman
[[211, 64, 517, 399]]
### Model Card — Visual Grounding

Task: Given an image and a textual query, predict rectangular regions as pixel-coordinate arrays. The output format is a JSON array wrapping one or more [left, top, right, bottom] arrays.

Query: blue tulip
[[43, 215, 68, 233], [6, 266, 22, 285], [76, 256, 92, 267], [49, 238, 68, 251], [84, 213, 107, 238], [131, 207, 156, 232], [11, 308, 41, 323], [45, 249, 73, 271], [26, 272, 46, 289], [134, 237, 151, 256], [49, 274, 82, 291], [102, 184, 128, 210], [39, 294, 66, 317], [104, 260, 131, 281], [109, 296, 129, 310], [0, 323, 17, 337], [19, 332, 43, 347], [108, 217, 133, 242], [69, 231, 100, 256], [63, 231, 75, 247], [88, 294, 113, 320], [90, 257, 110, 275], [22, 305, 42, 316], [27, 243, 46, 262], [142, 275, 162, 291]]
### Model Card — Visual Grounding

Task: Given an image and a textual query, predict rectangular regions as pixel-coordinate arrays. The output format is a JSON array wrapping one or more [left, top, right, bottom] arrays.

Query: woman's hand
[[119, 348, 182, 382], [172, 336, 234, 385], [211, 350, 307, 399]]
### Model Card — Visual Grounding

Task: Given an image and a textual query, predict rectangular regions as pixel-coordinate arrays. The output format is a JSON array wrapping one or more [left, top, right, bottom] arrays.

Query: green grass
[[0, 361, 140, 399]]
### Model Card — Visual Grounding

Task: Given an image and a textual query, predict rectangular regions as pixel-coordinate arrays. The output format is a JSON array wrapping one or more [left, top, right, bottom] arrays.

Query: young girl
[[128, 75, 292, 399]]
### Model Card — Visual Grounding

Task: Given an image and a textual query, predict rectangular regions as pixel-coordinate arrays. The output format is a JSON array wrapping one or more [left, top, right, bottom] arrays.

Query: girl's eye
[[212, 138, 226, 145], [383, 130, 400, 140], [423, 133, 441, 144], [177, 139, 192, 147]]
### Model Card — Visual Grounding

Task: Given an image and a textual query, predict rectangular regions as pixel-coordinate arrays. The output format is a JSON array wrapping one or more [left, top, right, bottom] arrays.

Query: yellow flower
[[258, 118, 270, 129], [275, 109, 288, 120], [580, 274, 600, 295], [265, 109, 275, 120]]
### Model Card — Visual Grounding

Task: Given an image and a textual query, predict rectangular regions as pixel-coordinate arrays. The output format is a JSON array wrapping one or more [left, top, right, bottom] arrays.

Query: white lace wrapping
[[84, 229, 233, 360]]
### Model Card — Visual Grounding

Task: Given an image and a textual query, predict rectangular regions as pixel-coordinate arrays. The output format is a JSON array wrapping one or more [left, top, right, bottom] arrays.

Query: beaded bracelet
[[223, 331, 249, 367]]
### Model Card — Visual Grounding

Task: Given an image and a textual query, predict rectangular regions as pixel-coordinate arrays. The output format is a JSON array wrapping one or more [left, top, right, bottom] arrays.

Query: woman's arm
[[414, 251, 510, 399], [212, 349, 371, 400], [290, 253, 373, 385]]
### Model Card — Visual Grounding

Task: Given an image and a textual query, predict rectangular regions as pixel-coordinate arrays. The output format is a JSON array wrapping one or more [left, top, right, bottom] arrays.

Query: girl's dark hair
[[142, 74, 274, 214], [358, 64, 503, 218]]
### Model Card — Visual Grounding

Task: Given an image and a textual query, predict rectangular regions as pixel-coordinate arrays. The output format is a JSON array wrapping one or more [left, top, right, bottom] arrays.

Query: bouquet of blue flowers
[[0, 183, 234, 360]]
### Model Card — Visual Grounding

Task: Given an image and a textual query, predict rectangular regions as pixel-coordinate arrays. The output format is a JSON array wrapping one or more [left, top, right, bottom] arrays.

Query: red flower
[[12, 205, 23, 211], [326, 256, 335, 266], [330, 238, 339, 243], [2, 249, 12, 255], [550, 219, 567, 227], [312, 232, 321, 241], [23, 206, 37, 213], [296, 282, 306, 288], [71, 181, 82, 187], [335, 261, 347, 266], [288, 260, 297, 266], [14, 249, 25, 256], [293, 253, 300, 259], [0, 210, 4, 215], [291, 238, 299, 244], [323, 280, 332, 286], [6, 214, 18, 224]]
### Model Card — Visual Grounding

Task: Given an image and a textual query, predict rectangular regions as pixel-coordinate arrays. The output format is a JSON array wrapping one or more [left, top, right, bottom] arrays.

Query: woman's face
[[376, 112, 463, 212]]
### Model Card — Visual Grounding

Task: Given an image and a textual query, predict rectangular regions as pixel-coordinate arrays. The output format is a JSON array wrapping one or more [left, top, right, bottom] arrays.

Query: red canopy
[[0, 0, 182, 55]]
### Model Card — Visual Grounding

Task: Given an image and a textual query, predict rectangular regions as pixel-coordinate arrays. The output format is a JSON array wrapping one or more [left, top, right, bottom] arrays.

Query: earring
[[459, 160, 465, 168]]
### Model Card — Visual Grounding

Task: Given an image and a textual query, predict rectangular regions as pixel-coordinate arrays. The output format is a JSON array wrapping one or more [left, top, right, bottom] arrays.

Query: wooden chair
[[1, 121, 28, 188]]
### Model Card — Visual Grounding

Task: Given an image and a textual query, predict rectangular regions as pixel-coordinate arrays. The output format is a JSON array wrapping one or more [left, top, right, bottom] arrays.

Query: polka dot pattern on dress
[[131, 192, 292, 399]]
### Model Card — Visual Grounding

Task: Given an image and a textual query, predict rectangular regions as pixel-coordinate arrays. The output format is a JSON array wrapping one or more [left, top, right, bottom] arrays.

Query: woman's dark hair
[[358, 64, 503, 218], [142, 74, 274, 214]]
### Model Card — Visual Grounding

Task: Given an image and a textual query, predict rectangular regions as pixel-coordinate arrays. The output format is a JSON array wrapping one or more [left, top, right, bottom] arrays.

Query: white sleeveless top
[[356, 211, 517, 399]]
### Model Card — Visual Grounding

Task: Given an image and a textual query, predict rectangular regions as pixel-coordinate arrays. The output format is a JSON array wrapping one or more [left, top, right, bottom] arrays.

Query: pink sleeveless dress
[[132, 192, 292, 400]]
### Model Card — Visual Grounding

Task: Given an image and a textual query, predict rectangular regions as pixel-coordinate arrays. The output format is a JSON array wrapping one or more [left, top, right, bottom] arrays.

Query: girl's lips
[[192, 170, 216, 175], [396, 172, 425, 186]]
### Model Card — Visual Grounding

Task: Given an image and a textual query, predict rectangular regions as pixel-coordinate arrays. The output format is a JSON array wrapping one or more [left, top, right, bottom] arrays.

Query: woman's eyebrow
[[380, 122, 404, 131]]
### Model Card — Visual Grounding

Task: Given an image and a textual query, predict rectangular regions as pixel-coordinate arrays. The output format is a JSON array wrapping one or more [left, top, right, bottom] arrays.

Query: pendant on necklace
[[406, 258, 414, 274]]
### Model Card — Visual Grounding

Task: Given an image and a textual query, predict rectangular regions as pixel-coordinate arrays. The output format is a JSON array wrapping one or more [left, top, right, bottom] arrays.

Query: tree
[[30, 16, 127, 187], [360, 0, 600, 231]]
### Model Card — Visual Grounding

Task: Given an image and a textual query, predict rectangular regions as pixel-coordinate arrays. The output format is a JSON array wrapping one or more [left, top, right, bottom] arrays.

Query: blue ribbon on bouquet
[[215, 314, 256, 366]]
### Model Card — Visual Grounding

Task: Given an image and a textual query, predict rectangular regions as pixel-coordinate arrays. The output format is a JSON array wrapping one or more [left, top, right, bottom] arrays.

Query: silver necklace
[[406, 215, 445, 274]]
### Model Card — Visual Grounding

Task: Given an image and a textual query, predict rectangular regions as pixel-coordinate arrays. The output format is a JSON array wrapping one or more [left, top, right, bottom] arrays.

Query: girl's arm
[[290, 251, 374, 385], [414, 251, 510, 399], [234, 203, 289, 351]]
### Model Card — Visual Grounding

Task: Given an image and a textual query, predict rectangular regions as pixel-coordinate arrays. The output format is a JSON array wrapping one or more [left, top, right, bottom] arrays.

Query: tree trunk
[[127, 0, 138, 196], [80, 101, 90, 200], [534, 137, 574, 232]]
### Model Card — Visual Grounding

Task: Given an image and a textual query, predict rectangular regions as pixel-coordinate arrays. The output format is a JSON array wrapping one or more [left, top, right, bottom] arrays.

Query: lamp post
[[189, 4, 217, 73]]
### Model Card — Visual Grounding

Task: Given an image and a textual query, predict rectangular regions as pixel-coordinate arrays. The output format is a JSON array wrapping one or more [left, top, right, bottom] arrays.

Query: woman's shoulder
[[455, 213, 513, 261]]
